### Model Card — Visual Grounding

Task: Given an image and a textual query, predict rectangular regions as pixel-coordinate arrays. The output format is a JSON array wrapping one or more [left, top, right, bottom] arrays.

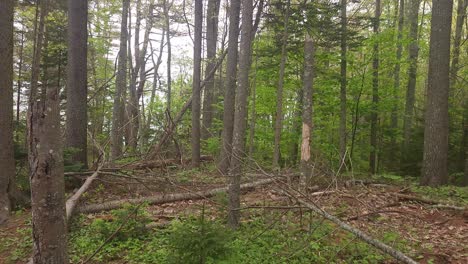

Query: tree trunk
[[390, 0, 404, 167], [16, 30, 25, 143], [65, 0, 88, 168], [163, 0, 172, 112], [201, 0, 221, 140], [300, 32, 314, 188], [29, 0, 48, 104], [273, 0, 291, 169], [0, 0, 15, 225], [401, 0, 421, 166], [421, 0, 453, 186], [191, 0, 203, 168], [228, 0, 253, 229], [218, 0, 241, 174], [339, 0, 347, 164], [449, 0, 466, 86], [28, 80, 68, 264], [370, 0, 380, 174], [111, 0, 129, 161]]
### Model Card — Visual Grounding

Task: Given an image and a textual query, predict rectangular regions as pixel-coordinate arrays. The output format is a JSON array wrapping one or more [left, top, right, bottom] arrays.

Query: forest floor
[[0, 162, 467, 264]]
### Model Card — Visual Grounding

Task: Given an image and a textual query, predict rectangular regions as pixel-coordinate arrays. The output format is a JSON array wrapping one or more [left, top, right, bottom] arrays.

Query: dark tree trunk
[[370, 0, 380, 174], [273, 0, 290, 169], [65, 0, 88, 168], [401, 0, 421, 166], [421, 0, 453, 186], [16, 30, 25, 142], [218, 0, 241, 174], [28, 80, 68, 264], [390, 0, 404, 167], [228, 0, 253, 229], [0, 0, 15, 225], [201, 0, 221, 140], [300, 32, 314, 188], [339, 0, 347, 164], [191, 0, 203, 168], [111, 0, 129, 161], [163, 0, 172, 112], [450, 0, 466, 86]]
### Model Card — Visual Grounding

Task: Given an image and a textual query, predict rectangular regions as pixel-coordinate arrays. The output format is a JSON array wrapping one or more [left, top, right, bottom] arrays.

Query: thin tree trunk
[[201, 0, 221, 140], [339, 0, 347, 163], [218, 0, 241, 174], [163, 0, 173, 112], [370, 0, 380, 174], [0, 0, 15, 225], [401, 0, 421, 167], [228, 0, 253, 229], [191, 0, 203, 168], [66, 0, 88, 168], [273, 0, 291, 169], [421, 0, 453, 186], [16, 30, 25, 143], [300, 32, 314, 188], [28, 79, 68, 264], [111, 0, 130, 161], [390, 0, 404, 167], [29, 0, 48, 104], [248, 49, 259, 157]]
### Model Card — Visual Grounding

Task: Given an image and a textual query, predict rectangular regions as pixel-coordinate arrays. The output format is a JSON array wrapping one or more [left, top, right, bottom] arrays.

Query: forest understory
[[1, 159, 467, 264]]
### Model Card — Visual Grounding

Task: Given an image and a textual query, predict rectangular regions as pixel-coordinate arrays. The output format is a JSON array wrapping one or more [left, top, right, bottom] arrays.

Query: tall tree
[[300, 32, 315, 188], [191, 0, 203, 167], [421, 0, 453, 186], [201, 0, 221, 140], [110, 0, 129, 161], [401, 0, 421, 165], [390, 0, 405, 165], [228, 0, 253, 229], [65, 0, 88, 168], [450, 0, 467, 86], [28, 85, 69, 264], [370, 0, 380, 174], [218, 0, 241, 174], [163, 0, 172, 112], [339, 0, 347, 164], [272, 0, 291, 169], [0, 0, 15, 225]]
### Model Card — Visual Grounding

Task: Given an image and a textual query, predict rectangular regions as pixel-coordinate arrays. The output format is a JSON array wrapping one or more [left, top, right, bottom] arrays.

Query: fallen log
[[127, 155, 213, 170], [77, 178, 275, 214], [395, 193, 466, 210], [282, 190, 418, 264]]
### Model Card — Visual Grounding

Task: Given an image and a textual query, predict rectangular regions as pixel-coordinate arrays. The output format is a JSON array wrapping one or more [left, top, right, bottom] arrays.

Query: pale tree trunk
[[300, 32, 314, 189], [390, 0, 404, 166], [201, 0, 221, 140], [191, 0, 203, 168], [29, 0, 48, 104], [228, 0, 253, 229], [0, 0, 15, 225], [219, 0, 241, 174], [28, 77, 68, 264], [65, 0, 88, 168], [339, 0, 347, 164], [163, 0, 173, 112], [421, 0, 453, 186], [111, 0, 129, 161], [370, 0, 380, 174], [273, 0, 290, 169], [401, 0, 421, 166]]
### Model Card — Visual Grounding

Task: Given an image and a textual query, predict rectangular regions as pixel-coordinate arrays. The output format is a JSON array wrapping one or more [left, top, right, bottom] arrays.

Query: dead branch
[[77, 178, 275, 214], [126, 155, 213, 170], [282, 190, 418, 264]]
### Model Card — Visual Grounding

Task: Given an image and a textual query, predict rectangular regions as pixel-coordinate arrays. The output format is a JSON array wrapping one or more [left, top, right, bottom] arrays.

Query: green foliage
[[411, 185, 468, 205], [64, 147, 85, 172]]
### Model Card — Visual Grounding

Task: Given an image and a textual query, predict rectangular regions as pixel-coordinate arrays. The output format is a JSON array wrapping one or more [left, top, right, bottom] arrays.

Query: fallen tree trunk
[[283, 190, 418, 264], [66, 165, 102, 220], [77, 178, 275, 214], [127, 155, 213, 170]]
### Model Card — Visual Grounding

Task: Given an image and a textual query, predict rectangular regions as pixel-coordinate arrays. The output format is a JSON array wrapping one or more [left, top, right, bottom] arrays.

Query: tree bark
[[449, 0, 466, 87], [370, 0, 380, 174], [65, 0, 88, 168], [111, 0, 129, 161], [401, 0, 421, 166], [28, 80, 68, 263], [273, 0, 291, 169], [421, 0, 453, 186], [300, 32, 314, 188], [163, 0, 173, 112], [0, 0, 15, 225], [218, 0, 241, 174], [339, 0, 347, 164], [201, 0, 221, 140], [191, 0, 203, 168], [227, 0, 253, 228]]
